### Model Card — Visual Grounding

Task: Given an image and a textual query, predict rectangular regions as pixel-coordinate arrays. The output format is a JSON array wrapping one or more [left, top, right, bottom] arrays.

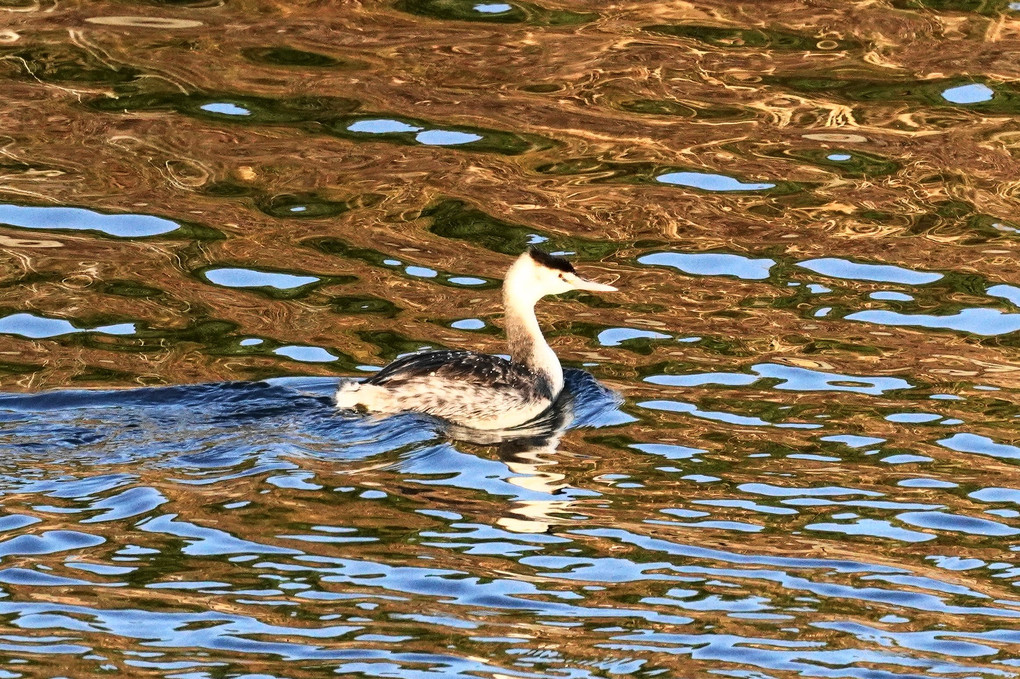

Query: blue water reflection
[[821, 434, 886, 448], [0, 313, 135, 338], [898, 511, 1019, 537], [205, 267, 319, 289], [416, 130, 483, 145], [638, 399, 821, 428], [0, 203, 180, 237], [638, 252, 775, 279], [645, 363, 911, 395], [870, 290, 914, 301], [970, 487, 1020, 504], [796, 258, 942, 284], [988, 284, 1020, 306], [447, 276, 486, 286], [898, 478, 958, 489], [941, 83, 994, 104], [200, 102, 252, 116], [598, 327, 671, 346], [846, 308, 1020, 335], [937, 433, 1020, 460], [345, 120, 484, 146], [347, 119, 423, 134], [886, 412, 941, 423], [273, 346, 338, 362], [807, 518, 934, 542], [405, 265, 437, 277], [0, 370, 1017, 676], [656, 172, 775, 191]]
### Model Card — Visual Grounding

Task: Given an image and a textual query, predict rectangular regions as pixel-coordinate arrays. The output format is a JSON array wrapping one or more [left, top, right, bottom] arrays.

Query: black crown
[[527, 246, 575, 273]]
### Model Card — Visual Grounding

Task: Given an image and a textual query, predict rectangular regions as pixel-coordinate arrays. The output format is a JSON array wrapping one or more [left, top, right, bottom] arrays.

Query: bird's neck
[[504, 291, 563, 397]]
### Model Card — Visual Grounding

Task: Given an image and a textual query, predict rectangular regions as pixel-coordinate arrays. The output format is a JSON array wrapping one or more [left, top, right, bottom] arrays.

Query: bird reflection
[[442, 369, 619, 534], [497, 423, 573, 534]]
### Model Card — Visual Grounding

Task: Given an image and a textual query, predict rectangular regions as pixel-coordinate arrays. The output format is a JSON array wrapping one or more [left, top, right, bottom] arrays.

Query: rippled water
[[2, 1, 1020, 676]]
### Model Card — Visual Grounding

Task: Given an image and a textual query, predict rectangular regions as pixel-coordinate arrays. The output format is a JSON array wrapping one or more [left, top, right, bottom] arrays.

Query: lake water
[[2, 1, 1020, 677]]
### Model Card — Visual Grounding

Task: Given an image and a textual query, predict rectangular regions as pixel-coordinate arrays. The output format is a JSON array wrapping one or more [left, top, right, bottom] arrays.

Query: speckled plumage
[[337, 350, 555, 429], [370, 349, 553, 401], [335, 248, 616, 430]]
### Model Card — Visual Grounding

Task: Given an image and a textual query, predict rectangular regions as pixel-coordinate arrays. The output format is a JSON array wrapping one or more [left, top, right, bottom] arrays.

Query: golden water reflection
[[1, 0, 1020, 677]]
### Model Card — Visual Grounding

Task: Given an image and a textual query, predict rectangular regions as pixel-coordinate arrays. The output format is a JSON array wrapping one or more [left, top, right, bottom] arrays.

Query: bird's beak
[[571, 275, 618, 293]]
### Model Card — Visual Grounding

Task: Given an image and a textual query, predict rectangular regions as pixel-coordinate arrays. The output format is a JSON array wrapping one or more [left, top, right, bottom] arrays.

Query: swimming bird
[[335, 247, 617, 429]]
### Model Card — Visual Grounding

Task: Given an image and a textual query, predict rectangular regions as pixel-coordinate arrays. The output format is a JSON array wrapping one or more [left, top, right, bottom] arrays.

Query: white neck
[[503, 287, 564, 398]]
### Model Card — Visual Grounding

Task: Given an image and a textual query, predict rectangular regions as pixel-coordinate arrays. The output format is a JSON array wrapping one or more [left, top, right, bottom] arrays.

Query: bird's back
[[337, 350, 555, 429]]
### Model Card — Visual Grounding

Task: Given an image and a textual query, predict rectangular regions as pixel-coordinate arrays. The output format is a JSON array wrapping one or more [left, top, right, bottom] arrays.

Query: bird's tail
[[335, 380, 364, 409], [335, 380, 391, 411]]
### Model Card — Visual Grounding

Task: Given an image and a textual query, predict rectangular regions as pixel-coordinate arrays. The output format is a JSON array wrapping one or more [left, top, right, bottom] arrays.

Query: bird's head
[[504, 247, 617, 304]]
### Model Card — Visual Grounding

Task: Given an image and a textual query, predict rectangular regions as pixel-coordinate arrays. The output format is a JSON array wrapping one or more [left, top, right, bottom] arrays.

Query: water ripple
[[3, 2, 1020, 676]]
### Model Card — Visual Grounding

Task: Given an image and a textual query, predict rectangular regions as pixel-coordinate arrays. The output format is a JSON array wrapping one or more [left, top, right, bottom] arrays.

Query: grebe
[[335, 247, 617, 429]]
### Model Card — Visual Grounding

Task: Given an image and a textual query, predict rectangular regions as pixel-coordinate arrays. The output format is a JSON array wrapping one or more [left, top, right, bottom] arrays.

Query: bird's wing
[[368, 350, 552, 398]]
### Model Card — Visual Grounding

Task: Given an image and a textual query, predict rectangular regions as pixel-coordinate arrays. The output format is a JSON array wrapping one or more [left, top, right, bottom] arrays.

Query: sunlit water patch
[[886, 411, 942, 423], [806, 516, 936, 542], [447, 276, 487, 286], [84, 16, 205, 29]]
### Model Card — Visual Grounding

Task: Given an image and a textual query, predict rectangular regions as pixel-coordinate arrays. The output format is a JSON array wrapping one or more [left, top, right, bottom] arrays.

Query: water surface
[[1, 1, 1020, 677]]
